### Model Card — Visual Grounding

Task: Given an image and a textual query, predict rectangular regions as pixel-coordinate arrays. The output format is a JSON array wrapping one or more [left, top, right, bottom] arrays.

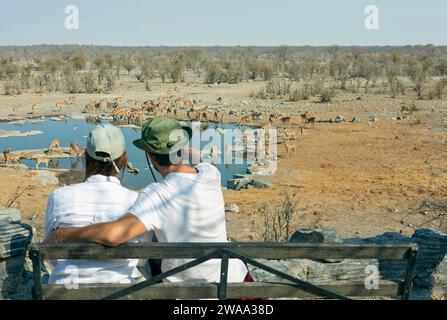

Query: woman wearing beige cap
[[44, 124, 149, 285]]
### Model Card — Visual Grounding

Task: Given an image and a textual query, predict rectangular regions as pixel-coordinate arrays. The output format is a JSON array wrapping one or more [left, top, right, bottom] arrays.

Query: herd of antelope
[[2, 139, 85, 170], [4, 88, 321, 165], [9, 96, 78, 115]]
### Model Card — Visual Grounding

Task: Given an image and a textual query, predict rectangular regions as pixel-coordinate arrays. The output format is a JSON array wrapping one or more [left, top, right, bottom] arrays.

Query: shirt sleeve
[[44, 191, 56, 238], [128, 187, 162, 232]]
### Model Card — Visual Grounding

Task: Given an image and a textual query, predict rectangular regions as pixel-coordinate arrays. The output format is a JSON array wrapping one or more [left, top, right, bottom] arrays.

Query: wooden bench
[[29, 242, 419, 300]]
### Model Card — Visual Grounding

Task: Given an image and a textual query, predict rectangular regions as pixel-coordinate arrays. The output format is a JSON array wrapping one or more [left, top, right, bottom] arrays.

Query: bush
[[257, 80, 291, 99], [256, 193, 296, 242], [82, 72, 97, 93], [64, 72, 81, 93], [289, 88, 309, 101], [104, 73, 116, 92], [432, 78, 447, 99], [3, 81, 22, 95], [319, 89, 336, 103]]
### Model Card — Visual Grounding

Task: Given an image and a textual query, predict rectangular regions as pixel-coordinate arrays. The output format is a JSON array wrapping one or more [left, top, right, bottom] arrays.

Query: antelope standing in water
[[3, 149, 22, 164], [35, 157, 51, 169], [47, 139, 61, 151], [70, 143, 83, 156]]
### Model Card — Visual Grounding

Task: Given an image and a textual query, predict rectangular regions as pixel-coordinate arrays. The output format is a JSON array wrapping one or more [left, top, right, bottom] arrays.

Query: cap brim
[[133, 138, 153, 153]]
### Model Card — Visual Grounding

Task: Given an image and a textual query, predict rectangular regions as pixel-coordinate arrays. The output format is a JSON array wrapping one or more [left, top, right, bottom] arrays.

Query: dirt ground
[[1, 78, 447, 241]]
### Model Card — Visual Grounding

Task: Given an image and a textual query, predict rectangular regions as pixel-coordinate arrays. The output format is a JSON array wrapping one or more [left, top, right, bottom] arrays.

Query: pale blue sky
[[0, 0, 446, 46]]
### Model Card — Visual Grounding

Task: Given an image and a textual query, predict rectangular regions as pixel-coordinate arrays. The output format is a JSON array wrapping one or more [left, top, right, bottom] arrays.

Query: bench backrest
[[29, 242, 419, 300]]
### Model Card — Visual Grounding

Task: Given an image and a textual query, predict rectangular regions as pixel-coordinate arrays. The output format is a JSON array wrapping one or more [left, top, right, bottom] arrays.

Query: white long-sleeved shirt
[[44, 174, 145, 285]]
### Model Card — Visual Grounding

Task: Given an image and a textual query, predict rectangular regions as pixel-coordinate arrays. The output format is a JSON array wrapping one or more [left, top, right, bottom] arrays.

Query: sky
[[0, 0, 446, 46]]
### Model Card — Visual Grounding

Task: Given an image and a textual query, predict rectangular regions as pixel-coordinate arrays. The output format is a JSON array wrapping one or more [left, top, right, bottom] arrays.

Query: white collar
[[86, 174, 121, 185]]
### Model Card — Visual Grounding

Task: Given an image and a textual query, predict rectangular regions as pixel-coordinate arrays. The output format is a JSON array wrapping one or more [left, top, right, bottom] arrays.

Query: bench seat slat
[[42, 281, 402, 300], [35, 243, 415, 260]]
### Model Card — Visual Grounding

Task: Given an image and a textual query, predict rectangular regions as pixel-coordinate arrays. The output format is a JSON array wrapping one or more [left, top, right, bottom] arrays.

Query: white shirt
[[129, 162, 248, 283], [44, 175, 145, 285]]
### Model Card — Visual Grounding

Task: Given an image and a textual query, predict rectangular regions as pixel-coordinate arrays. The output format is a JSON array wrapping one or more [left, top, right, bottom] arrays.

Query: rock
[[225, 204, 240, 214], [0, 220, 33, 300], [31, 170, 59, 185], [334, 115, 345, 123], [253, 228, 447, 299], [0, 208, 21, 222], [351, 117, 360, 123], [227, 177, 251, 190], [290, 229, 343, 244], [0, 130, 42, 138], [247, 161, 276, 176], [251, 176, 273, 189]]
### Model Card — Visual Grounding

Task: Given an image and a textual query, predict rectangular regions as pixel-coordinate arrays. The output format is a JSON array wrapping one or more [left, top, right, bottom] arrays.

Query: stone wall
[[250, 229, 447, 299], [0, 206, 446, 300], [0, 208, 33, 300]]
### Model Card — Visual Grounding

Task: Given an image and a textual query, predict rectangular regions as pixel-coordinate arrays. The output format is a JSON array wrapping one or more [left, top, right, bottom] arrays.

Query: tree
[[71, 52, 86, 71], [284, 60, 301, 81], [167, 53, 185, 83], [120, 54, 135, 75], [407, 55, 433, 99]]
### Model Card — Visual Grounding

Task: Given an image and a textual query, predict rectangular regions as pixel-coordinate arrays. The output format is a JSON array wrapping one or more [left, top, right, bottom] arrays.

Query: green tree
[[71, 52, 87, 71]]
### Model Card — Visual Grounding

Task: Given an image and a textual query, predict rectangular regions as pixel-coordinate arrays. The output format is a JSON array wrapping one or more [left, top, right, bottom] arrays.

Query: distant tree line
[[0, 45, 446, 99]]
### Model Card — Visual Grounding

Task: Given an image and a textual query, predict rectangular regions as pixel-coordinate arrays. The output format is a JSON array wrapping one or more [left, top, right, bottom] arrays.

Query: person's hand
[[44, 228, 62, 244]]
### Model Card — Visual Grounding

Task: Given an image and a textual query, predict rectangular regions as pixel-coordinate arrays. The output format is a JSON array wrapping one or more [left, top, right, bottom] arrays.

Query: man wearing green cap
[[51, 116, 249, 283]]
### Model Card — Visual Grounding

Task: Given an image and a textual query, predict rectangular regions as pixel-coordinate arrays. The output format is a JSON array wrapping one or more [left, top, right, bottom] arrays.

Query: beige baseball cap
[[86, 124, 125, 172]]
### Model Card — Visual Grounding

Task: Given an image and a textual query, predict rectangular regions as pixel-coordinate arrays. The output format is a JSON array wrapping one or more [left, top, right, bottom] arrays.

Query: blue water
[[0, 118, 249, 190]]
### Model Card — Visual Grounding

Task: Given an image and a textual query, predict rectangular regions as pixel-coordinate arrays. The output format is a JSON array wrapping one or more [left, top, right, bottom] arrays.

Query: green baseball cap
[[133, 116, 192, 155]]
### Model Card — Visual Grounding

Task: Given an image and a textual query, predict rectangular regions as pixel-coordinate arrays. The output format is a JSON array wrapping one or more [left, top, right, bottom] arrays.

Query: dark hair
[[150, 150, 182, 167], [85, 151, 128, 180]]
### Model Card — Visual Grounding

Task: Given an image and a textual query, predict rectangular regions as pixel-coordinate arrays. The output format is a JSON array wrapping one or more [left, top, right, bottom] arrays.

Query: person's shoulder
[[140, 181, 163, 196], [50, 182, 84, 198], [197, 162, 221, 178]]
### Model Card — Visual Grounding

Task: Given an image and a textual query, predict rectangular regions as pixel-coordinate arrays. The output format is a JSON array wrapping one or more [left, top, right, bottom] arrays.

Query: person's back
[[44, 124, 147, 285], [45, 175, 142, 284], [129, 162, 247, 283]]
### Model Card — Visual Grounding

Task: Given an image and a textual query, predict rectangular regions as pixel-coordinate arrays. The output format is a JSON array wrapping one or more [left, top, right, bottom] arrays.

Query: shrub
[[432, 78, 447, 99], [288, 88, 309, 101], [3, 80, 22, 95], [64, 72, 81, 93], [104, 72, 116, 92], [319, 89, 336, 103], [256, 193, 297, 242], [82, 72, 97, 93]]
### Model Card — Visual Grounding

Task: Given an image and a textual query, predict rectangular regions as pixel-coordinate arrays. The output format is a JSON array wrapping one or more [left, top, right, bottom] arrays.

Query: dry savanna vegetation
[[1, 45, 447, 241]]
